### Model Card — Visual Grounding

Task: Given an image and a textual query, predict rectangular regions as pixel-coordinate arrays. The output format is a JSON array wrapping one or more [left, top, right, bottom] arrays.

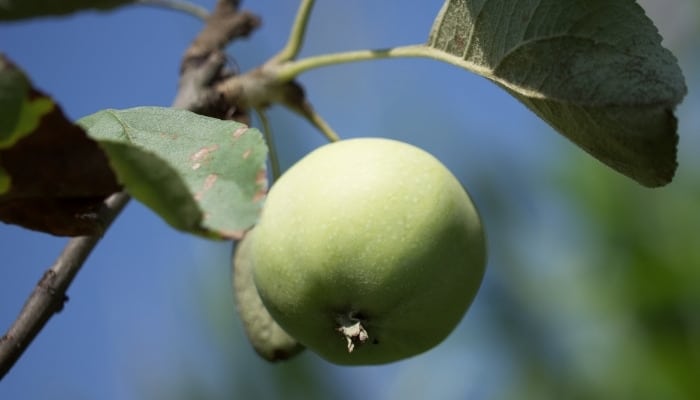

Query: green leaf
[[0, 55, 54, 149], [78, 107, 267, 239], [0, 0, 135, 21], [232, 229, 305, 362], [428, 0, 687, 187]]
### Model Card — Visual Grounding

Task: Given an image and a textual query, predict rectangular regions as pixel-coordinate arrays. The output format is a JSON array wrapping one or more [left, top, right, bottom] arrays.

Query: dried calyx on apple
[[250, 138, 486, 365]]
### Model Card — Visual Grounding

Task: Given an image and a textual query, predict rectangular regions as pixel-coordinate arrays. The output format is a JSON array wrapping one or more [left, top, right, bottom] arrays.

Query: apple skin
[[251, 138, 486, 365]]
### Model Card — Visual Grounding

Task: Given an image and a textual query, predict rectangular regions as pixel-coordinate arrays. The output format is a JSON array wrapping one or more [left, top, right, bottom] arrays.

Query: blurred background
[[1, 1, 699, 399]]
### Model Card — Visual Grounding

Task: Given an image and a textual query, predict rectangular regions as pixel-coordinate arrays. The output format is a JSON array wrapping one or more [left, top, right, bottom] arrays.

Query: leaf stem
[[271, 0, 316, 62], [275, 44, 490, 82], [255, 109, 282, 183], [136, 0, 209, 20]]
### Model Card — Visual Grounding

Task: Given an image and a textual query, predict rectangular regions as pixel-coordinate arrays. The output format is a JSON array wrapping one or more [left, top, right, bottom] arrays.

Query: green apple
[[251, 138, 486, 365]]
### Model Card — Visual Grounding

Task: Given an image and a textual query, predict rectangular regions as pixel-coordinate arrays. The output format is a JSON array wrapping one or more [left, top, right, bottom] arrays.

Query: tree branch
[[182, 0, 260, 63], [0, 192, 130, 379], [174, 0, 260, 121], [0, 0, 260, 380]]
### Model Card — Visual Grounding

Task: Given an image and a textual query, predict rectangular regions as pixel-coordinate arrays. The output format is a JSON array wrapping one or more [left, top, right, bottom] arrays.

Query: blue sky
[[1, 1, 697, 399]]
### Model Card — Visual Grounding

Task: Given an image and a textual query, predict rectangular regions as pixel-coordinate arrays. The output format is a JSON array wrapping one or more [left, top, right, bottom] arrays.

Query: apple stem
[[337, 317, 368, 353]]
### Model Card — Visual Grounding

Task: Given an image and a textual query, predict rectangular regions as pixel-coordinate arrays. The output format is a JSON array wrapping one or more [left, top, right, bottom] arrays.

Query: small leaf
[[232, 229, 305, 362], [0, 56, 120, 235], [0, 0, 135, 21], [78, 107, 267, 239], [428, 0, 687, 187]]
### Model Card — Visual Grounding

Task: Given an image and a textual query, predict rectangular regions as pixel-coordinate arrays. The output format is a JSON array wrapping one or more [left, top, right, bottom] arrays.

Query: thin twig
[[137, 0, 209, 20], [0, 192, 130, 380]]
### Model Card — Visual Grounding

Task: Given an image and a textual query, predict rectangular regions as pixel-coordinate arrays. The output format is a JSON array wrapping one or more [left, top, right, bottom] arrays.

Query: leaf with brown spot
[[0, 55, 120, 236], [79, 107, 267, 239]]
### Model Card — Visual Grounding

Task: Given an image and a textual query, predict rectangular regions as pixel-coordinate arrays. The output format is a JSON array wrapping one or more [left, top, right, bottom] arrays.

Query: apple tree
[[0, 0, 687, 386]]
